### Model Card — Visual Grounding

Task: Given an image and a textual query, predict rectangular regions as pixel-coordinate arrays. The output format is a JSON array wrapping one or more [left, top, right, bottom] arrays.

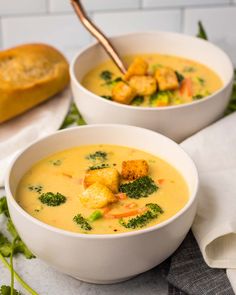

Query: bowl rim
[[5, 124, 199, 240], [70, 30, 234, 111]]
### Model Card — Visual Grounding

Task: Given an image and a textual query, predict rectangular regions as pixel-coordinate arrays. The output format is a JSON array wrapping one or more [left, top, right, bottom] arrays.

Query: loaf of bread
[[0, 43, 70, 124]]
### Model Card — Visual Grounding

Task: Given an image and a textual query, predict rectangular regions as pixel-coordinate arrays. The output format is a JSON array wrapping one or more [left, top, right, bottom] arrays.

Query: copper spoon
[[71, 0, 127, 74]]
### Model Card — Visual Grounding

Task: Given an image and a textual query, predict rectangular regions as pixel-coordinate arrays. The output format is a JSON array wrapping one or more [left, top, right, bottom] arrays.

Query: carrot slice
[[156, 101, 168, 107], [115, 193, 127, 200], [125, 202, 137, 209], [103, 207, 112, 214], [179, 78, 193, 97], [105, 207, 147, 219]]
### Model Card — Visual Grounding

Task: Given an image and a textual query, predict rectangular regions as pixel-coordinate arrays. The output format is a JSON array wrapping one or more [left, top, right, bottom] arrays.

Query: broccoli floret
[[39, 192, 66, 207], [119, 176, 158, 199], [73, 214, 92, 231], [119, 203, 164, 229]]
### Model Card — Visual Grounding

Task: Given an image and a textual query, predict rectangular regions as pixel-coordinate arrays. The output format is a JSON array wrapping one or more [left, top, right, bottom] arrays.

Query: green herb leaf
[[0, 197, 9, 218], [197, 21, 208, 40], [0, 233, 12, 257], [119, 203, 163, 229], [0, 285, 22, 295], [119, 176, 158, 199], [73, 214, 92, 231], [183, 66, 196, 73], [175, 71, 185, 83], [60, 103, 86, 129], [50, 159, 62, 166], [7, 220, 35, 259], [28, 185, 43, 194], [39, 192, 67, 207]]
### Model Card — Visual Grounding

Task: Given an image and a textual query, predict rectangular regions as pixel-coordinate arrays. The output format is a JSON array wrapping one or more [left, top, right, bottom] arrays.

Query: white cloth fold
[[180, 112, 236, 291], [0, 88, 71, 187]]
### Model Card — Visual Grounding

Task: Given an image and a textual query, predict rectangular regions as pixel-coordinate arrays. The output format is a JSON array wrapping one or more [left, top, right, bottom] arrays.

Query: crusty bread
[[0, 43, 70, 124]]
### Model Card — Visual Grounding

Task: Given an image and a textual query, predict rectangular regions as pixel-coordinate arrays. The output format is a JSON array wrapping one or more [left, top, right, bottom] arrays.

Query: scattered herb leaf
[[0, 197, 9, 218], [197, 21, 208, 40], [0, 285, 22, 295], [183, 66, 196, 73], [73, 214, 92, 231], [60, 103, 86, 129], [0, 233, 12, 257], [119, 176, 158, 199], [39, 192, 66, 207], [7, 220, 35, 259], [50, 159, 62, 166], [28, 185, 43, 194]]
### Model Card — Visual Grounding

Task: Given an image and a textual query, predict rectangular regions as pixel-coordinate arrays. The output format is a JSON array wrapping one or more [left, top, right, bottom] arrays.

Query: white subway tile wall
[[0, 0, 47, 16], [49, 0, 140, 13], [184, 6, 236, 64], [0, 0, 236, 64], [93, 10, 181, 36], [142, 0, 231, 8]]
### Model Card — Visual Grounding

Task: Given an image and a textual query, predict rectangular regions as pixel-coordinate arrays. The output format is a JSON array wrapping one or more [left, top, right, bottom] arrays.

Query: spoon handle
[[71, 0, 127, 74]]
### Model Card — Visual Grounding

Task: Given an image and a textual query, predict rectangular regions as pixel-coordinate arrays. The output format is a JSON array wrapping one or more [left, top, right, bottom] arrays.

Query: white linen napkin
[[180, 112, 236, 292], [0, 88, 71, 187]]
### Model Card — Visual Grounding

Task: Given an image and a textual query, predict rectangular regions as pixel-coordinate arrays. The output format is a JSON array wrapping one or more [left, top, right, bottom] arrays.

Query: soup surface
[[16, 145, 189, 234], [82, 53, 222, 107]]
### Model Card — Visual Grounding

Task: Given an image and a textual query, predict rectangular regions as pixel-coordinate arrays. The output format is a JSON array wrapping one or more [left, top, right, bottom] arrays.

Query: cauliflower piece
[[84, 167, 120, 193], [80, 182, 117, 209], [155, 67, 179, 91], [121, 160, 149, 180], [124, 58, 148, 80], [112, 81, 136, 104], [129, 75, 157, 96]]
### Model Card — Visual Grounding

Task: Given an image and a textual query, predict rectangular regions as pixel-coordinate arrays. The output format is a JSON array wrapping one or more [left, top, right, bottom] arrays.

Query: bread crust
[[0, 43, 70, 123]]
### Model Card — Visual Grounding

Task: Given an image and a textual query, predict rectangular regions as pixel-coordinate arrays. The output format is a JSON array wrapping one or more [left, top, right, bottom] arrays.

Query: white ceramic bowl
[[5, 125, 198, 284], [70, 31, 234, 143]]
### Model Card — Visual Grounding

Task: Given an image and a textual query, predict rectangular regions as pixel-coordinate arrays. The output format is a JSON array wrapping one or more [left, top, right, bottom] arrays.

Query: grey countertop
[[0, 188, 168, 295]]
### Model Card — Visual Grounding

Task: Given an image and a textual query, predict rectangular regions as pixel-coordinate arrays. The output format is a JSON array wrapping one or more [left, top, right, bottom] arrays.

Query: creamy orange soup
[[16, 145, 189, 234], [82, 53, 222, 107]]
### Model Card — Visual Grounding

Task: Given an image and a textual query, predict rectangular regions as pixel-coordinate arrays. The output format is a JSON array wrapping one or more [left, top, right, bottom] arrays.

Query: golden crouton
[[84, 167, 120, 193], [112, 81, 136, 104], [129, 75, 157, 96], [155, 67, 179, 91], [80, 182, 117, 209], [124, 58, 148, 80], [121, 160, 149, 180]]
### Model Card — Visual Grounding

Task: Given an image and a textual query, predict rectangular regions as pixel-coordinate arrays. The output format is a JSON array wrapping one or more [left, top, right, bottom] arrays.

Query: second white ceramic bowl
[[71, 31, 233, 142], [6, 125, 198, 284]]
